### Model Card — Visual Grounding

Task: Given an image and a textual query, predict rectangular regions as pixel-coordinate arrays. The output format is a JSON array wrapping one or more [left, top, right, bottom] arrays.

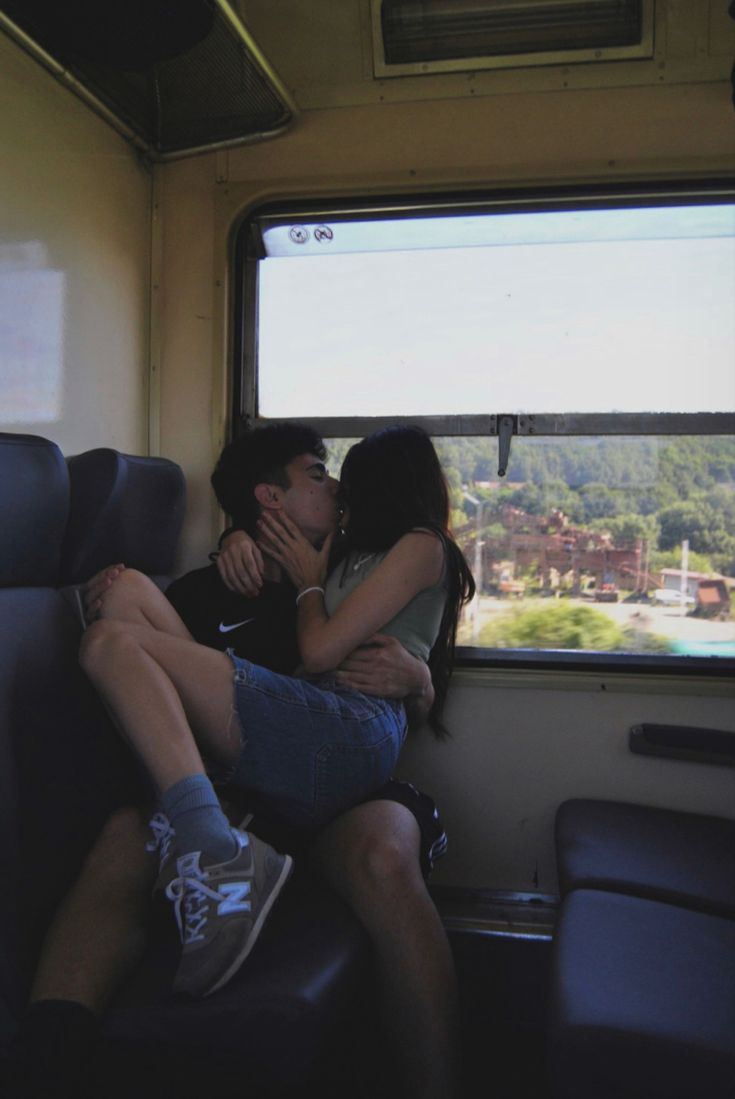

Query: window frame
[[232, 181, 735, 677]]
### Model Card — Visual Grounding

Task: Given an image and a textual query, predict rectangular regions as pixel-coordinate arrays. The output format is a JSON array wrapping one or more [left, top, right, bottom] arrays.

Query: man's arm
[[216, 529, 264, 597], [336, 634, 435, 730]]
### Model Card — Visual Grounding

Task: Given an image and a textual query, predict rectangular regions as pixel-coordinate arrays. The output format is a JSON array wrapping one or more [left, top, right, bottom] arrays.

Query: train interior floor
[[343, 890, 556, 1099], [443, 890, 555, 1099]]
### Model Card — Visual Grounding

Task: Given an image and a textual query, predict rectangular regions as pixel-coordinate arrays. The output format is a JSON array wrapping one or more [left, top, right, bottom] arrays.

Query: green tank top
[[324, 543, 447, 662]]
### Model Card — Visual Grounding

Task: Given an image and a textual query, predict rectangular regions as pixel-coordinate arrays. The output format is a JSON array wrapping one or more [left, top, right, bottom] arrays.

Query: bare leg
[[1, 809, 156, 1097], [91, 567, 193, 639], [77, 621, 293, 1001], [79, 619, 238, 792], [30, 807, 155, 1012], [310, 800, 461, 1099]]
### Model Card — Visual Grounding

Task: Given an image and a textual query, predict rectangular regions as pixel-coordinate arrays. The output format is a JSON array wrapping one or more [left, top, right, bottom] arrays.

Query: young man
[[4, 424, 460, 1099]]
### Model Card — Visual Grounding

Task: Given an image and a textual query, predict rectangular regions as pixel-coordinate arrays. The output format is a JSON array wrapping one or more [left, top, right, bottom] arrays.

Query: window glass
[[242, 191, 735, 665], [258, 203, 735, 417], [325, 435, 735, 659]]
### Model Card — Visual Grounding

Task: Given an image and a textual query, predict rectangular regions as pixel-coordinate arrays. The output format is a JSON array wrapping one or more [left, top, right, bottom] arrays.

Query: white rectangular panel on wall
[[0, 31, 151, 457]]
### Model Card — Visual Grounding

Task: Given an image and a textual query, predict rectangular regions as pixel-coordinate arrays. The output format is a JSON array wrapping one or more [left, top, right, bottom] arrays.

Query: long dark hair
[[337, 425, 475, 739]]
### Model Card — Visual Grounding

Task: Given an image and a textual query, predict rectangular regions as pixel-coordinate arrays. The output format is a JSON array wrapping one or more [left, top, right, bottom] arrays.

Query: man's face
[[278, 453, 340, 545]]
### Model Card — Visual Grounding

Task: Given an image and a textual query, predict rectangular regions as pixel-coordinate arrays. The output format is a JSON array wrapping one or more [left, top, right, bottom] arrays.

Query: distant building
[[660, 568, 719, 600]]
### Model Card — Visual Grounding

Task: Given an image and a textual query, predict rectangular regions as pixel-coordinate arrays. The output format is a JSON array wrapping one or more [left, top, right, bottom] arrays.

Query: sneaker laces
[[146, 812, 176, 870], [165, 853, 252, 946]]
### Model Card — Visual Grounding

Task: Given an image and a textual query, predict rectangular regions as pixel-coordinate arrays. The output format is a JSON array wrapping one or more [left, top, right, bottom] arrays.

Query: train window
[[234, 187, 735, 668]]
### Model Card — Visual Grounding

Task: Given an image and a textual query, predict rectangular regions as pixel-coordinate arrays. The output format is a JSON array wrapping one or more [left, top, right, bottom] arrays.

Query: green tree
[[648, 547, 716, 575], [590, 513, 659, 548], [479, 602, 673, 653], [658, 501, 733, 556], [480, 603, 625, 651], [577, 483, 623, 522]]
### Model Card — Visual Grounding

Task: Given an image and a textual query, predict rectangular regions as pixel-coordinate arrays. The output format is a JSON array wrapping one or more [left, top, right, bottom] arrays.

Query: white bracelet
[[296, 585, 325, 605]]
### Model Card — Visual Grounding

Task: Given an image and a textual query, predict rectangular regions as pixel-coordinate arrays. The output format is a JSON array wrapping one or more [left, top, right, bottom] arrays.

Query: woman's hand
[[256, 511, 332, 593], [217, 529, 264, 597], [83, 563, 126, 623]]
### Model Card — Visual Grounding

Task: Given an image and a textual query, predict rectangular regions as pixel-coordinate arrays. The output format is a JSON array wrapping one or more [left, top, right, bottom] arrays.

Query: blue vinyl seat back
[[555, 798, 735, 918], [0, 435, 143, 1035], [6, 589, 143, 968], [61, 448, 186, 585], [550, 798, 735, 1099], [0, 433, 69, 586]]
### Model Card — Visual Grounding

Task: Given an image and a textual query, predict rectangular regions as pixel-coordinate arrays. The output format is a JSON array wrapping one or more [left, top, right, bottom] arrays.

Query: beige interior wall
[[0, 31, 151, 458], [242, 0, 734, 109], [154, 156, 223, 569], [398, 671, 735, 890]]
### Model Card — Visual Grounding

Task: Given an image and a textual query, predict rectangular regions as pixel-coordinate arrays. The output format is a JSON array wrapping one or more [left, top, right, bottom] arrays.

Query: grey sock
[[160, 774, 237, 864]]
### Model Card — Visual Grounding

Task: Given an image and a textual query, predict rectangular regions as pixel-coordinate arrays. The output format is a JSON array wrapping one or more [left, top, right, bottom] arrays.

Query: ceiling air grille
[[0, 0, 296, 159], [373, 0, 654, 76]]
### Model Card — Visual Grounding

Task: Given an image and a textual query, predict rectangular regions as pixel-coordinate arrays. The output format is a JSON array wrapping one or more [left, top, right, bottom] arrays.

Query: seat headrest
[[60, 449, 186, 584], [0, 433, 69, 587]]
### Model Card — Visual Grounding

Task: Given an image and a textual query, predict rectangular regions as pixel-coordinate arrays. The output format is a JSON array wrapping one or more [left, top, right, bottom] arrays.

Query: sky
[[257, 203, 735, 418]]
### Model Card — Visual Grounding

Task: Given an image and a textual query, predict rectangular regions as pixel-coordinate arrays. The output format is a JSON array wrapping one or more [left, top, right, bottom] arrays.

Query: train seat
[[0, 432, 69, 587], [61, 446, 187, 586], [549, 798, 735, 1099], [0, 433, 140, 1030], [0, 434, 370, 1097], [548, 888, 735, 1099], [555, 797, 735, 918], [101, 867, 367, 1097]]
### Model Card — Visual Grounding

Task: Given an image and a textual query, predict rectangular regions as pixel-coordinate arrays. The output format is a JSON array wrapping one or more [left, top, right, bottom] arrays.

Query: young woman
[[79, 424, 474, 997]]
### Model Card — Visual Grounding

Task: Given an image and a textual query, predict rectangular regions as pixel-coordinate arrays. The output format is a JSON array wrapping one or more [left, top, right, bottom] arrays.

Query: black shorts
[[233, 778, 447, 881], [366, 778, 448, 879]]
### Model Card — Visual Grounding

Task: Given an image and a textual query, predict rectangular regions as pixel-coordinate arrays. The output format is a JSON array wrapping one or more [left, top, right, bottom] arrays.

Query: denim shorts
[[226, 654, 407, 830]]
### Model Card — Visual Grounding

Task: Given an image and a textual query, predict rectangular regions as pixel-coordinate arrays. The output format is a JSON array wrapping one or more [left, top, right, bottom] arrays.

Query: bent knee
[[79, 617, 132, 672], [357, 831, 420, 888], [312, 802, 424, 901], [106, 567, 153, 600]]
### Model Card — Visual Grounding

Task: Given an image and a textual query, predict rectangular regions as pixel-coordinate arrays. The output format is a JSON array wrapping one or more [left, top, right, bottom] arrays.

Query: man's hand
[[217, 530, 264, 597], [336, 634, 434, 728], [83, 563, 126, 622]]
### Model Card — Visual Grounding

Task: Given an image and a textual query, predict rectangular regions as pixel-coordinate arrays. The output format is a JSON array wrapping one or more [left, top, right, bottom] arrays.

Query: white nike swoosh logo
[[218, 618, 255, 633]]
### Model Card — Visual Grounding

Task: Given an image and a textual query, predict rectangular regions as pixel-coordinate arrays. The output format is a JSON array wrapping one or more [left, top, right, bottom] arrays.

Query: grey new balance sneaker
[[165, 828, 293, 997], [148, 810, 256, 899]]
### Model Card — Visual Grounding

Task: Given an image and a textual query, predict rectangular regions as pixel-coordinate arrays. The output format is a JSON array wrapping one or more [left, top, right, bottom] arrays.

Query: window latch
[[497, 415, 516, 477]]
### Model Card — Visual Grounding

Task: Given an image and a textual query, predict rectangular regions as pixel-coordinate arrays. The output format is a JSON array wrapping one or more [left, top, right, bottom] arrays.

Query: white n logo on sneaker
[[217, 881, 252, 915]]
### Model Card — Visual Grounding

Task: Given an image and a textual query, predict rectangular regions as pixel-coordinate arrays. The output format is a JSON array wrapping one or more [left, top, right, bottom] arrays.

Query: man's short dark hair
[[211, 423, 327, 535]]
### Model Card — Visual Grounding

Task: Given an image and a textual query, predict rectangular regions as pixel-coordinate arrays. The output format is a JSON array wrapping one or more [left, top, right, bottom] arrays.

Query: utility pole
[[680, 539, 689, 615], [463, 491, 484, 642]]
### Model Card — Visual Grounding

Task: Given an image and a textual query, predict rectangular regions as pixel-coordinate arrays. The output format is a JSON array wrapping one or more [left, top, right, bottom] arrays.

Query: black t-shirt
[[165, 564, 299, 675]]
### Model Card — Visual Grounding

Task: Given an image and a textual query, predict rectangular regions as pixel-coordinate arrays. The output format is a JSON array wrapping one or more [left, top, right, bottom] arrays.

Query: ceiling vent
[[372, 0, 654, 77], [0, 0, 296, 159]]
